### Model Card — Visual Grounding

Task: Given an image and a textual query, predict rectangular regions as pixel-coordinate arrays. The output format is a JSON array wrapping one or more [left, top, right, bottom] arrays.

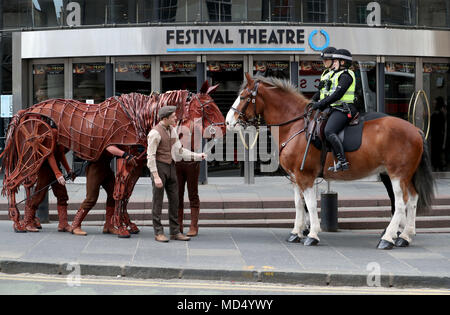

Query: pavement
[[0, 176, 450, 289]]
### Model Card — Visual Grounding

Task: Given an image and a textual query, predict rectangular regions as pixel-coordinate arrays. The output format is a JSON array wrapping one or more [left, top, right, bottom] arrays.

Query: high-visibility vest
[[329, 69, 356, 106], [319, 69, 334, 100]]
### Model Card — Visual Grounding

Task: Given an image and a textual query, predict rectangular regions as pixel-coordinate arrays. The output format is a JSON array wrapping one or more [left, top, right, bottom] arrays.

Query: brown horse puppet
[[226, 73, 434, 249]]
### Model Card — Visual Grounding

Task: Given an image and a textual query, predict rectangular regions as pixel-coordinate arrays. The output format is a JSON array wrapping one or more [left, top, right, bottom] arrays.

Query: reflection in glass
[[115, 62, 151, 95], [384, 62, 415, 120], [73, 63, 105, 104], [33, 64, 64, 104], [253, 61, 289, 79]]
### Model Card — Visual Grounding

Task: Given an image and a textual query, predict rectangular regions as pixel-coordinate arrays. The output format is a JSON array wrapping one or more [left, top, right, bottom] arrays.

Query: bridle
[[232, 79, 311, 150], [190, 92, 225, 139], [232, 81, 262, 129]]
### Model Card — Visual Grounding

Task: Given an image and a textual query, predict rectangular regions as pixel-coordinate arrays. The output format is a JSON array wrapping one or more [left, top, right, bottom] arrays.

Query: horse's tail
[[413, 131, 435, 214]]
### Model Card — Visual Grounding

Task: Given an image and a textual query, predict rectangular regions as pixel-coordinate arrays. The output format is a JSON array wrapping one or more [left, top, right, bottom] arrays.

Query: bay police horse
[[226, 73, 434, 249]]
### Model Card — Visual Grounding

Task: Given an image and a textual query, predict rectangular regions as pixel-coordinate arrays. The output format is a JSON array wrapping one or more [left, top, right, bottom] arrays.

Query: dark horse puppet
[[226, 73, 434, 249]]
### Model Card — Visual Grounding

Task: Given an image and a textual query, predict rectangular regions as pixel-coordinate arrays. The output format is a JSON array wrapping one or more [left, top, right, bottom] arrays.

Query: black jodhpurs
[[324, 109, 349, 139]]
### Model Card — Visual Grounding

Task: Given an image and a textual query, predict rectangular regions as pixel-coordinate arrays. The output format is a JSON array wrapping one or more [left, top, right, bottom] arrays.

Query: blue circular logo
[[308, 29, 330, 51]]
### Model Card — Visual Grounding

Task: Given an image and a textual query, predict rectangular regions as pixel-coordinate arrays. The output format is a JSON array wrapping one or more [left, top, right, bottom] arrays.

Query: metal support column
[[197, 59, 208, 184], [376, 56, 385, 113]]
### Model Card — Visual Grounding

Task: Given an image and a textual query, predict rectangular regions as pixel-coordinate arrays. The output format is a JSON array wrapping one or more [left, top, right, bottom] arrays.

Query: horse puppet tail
[[413, 131, 435, 214]]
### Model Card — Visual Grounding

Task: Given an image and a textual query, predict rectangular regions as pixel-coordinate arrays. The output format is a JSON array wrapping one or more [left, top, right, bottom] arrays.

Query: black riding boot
[[327, 133, 349, 172]]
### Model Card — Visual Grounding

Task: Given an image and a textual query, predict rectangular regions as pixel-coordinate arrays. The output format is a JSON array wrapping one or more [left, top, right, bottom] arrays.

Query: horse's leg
[[380, 173, 395, 215], [302, 186, 321, 246], [395, 186, 418, 247], [379, 173, 405, 238], [287, 184, 308, 243], [378, 178, 408, 249]]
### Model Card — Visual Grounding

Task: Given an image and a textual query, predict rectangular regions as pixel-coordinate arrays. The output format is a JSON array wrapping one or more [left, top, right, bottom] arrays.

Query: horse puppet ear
[[199, 80, 210, 94], [245, 72, 254, 87], [206, 84, 219, 95]]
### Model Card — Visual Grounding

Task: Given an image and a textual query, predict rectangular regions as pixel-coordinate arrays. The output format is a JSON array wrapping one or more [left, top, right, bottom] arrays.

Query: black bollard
[[320, 192, 338, 232]]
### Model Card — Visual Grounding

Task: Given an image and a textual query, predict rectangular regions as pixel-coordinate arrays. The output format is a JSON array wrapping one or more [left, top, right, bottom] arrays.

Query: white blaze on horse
[[226, 73, 434, 249]]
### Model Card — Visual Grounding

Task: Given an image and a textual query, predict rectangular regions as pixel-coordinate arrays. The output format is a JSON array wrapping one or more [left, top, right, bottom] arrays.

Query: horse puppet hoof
[[394, 237, 410, 247], [377, 239, 394, 250], [286, 233, 302, 243], [13, 223, 27, 233], [303, 237, 319, 246], [118, 227, 131, 238], [128, 224, 140, 234]]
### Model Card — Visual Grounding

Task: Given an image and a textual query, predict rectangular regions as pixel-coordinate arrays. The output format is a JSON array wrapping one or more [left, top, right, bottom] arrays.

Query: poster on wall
[[207, 62, 243, 72], [161, 62, 196, 73], [1, 95, 13, 118], [73, 63, 105, 74]]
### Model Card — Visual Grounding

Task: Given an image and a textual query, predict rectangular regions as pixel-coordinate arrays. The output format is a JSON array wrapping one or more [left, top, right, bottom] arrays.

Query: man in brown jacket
[[147, 106, 206, 242]]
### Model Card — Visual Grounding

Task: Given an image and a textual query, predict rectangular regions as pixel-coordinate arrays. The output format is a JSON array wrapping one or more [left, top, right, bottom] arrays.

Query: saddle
[[309, 111, 388, 152]]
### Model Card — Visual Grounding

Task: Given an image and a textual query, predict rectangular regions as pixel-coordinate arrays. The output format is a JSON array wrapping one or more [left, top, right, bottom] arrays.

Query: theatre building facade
[[0, 1, 450, 176]]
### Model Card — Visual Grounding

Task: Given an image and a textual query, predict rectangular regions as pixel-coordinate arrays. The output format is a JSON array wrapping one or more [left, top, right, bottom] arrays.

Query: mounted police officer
[[311, 46, 336, 102], [311, 48, 357, 172]]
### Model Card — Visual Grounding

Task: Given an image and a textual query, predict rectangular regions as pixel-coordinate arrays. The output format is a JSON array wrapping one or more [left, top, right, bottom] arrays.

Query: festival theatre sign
[[165, 27, 329, 53]]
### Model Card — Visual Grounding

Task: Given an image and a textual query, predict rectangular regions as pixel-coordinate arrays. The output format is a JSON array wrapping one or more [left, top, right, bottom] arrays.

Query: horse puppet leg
[[287, 184, 309, 243], [8, 193, 25, 233], [112, 157, 143, 238]]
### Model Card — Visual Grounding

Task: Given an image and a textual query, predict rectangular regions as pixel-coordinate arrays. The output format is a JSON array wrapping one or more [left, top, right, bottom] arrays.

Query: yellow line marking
[[0, 274, 449, 295]]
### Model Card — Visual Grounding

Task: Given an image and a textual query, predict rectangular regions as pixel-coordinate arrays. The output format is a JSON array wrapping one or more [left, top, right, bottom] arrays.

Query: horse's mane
[[240, 75, 309, 104]]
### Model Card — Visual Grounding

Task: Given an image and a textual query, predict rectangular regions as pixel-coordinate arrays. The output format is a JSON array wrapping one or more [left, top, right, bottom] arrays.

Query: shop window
[[32, 64, 64, 104], [115, 62, 151, 95], [306, 0, 327, 23], [160, 61, 197, 92], [253, 61, 289, 79], [418, 0, 450, 28], [73, 63, 105, 104], [205, 0, 232, 22]]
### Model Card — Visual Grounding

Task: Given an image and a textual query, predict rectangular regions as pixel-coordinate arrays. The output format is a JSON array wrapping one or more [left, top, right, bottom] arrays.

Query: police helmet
[[332, 49, 352, 62], [320, 46, 336, 60]]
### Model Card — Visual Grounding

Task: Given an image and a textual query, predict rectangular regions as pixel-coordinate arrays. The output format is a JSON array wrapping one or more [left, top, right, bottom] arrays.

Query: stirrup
[[328, 160, 349, 172]]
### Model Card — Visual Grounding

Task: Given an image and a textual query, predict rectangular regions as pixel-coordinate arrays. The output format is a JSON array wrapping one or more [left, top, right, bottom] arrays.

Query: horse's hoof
[[118, 233, 131, 239], [14, 228, 27, 233], [286, 233, 301, 243], [303, 237, 319, 246], [394, 237, 410, 247], [377, 239, 394, 250]]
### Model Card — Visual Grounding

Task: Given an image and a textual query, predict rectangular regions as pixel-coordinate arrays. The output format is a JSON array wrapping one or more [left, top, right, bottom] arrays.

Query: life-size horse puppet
[[226, 73, 434, 249], [1, 81, 225, 237]]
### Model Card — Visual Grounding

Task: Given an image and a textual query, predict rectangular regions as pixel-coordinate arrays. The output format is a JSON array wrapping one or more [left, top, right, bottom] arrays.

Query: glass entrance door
[[424, 62, 450, 172]]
